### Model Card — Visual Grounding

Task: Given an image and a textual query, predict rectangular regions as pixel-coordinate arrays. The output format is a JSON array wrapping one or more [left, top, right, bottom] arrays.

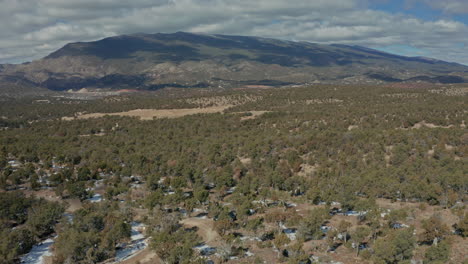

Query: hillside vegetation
[[0, 84, 466, 264]]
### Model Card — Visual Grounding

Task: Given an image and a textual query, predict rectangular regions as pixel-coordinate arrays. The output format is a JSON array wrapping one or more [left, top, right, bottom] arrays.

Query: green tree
[[351, 226, 370, 256], [386, 209, 408, 228], [373, 228, 415, 264], [420, 215, 449, 245], [54, 228, 101, 263], [0, 228, 35, 264], [424, 240, 450, 264], [455, 214, 467, 237], [297, 207, 330, 240], [151, 228, 200, 264], [30, 173, 41, 191], [66, 181, 90, 201], [194, 188, 209, 204], [103, 219, 131, 249], [214, 219, 234, 236], [287, 240, 309, 264], [54, 203, 130, 263], [273, 232, 290, 258], [338, 220, 352, 243], [77, 167, 91, 181], [27, 201, 65, 238], [145, 189, 164, 209], [0, 192, 34, 223]]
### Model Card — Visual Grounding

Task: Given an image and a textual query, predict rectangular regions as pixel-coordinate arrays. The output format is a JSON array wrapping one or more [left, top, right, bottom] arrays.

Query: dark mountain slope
[[1, 32, 467, 92]]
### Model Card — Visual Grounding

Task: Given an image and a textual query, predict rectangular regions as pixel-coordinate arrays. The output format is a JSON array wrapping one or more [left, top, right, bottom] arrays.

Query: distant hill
[[1, 32, 467, 93]]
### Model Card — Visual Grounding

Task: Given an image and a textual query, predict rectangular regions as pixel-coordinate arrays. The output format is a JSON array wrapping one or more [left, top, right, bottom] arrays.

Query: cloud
[[23, 23, 112, 42], [421, 0, 468, 15], [0, 0, 467, 64]]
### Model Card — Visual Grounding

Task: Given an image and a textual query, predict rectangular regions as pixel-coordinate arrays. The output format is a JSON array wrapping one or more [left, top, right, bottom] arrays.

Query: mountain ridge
[[1, 31, 467, 94]]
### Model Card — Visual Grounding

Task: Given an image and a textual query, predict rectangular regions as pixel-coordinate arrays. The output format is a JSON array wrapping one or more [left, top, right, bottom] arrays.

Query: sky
[[0, 0, 467, 65]]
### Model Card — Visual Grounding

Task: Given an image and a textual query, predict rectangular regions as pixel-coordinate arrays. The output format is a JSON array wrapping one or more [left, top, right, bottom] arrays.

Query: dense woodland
[[0, 84, 466, 264]]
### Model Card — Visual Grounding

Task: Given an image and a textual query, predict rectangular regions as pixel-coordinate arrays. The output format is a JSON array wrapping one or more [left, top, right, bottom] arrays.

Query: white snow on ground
[[88, 193, 103, 203], [63, 212, 74, 223], [239, 236, 250, 241], [194, 244, 212, 251], [130, 222, 145, 241], [115, 240, 148, 262], [320, 225, 331, 233], [114, 222, 148, 262], [283, 229, 297, 240], [194, 244, 217, 256], [20, 238, 55, 264], [240, 235, 262, 242], [280, 223, 297, 240]]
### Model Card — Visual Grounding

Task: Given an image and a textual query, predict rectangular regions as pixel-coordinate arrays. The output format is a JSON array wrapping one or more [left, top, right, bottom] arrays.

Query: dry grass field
[[62, 105, 233, 121]]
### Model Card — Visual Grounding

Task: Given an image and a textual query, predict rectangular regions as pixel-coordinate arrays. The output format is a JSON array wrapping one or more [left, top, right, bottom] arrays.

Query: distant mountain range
[[1, 32, 467, 94]]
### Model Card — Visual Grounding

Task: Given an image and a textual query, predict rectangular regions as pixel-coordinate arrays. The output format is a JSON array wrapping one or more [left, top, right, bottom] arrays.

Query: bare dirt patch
[[449, 236, 468, 264], [23, 189, 61, 203], [381, 93, 420, 98], [398, 121, 455, 130], [63, 105, 232, 121], [22, 189, 82, 213], [238, 156, 252, 166], [239, 111, 270, 121], [376, 199, 462, 233], [411, 121, 454, 129], [306, 98, 344, 104], [247, 245, 281, 263], [64, 198, 83, 212], [181, 217, 222, 244], [297, 163, 317, 177]]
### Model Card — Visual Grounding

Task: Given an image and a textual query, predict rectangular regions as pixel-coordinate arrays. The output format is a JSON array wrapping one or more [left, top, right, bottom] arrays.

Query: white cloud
[[0, 0, 467, 64], [424, 0, 468, 14], [23, 23, 113, 42]]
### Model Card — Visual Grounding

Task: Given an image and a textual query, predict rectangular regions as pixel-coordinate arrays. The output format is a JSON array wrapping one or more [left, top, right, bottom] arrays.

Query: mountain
[[1, 32, 467, 93]]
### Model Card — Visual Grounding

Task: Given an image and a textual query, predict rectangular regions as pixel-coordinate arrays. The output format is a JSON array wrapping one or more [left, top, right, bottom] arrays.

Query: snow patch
[[114, 222, 148, 262], [130, 222, 145, 241], [88, 193, 103, 203], [20, 238, 55, 264], [115, 240, 148, 262], [194, 244, 217, 256]]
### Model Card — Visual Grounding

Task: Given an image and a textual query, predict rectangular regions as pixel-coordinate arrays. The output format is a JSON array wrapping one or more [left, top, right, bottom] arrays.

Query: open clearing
[[181, 217, 221, 244], [63, 105, 232, 121], [239, 111, 270, 121], [62, 94, 265, 121]]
